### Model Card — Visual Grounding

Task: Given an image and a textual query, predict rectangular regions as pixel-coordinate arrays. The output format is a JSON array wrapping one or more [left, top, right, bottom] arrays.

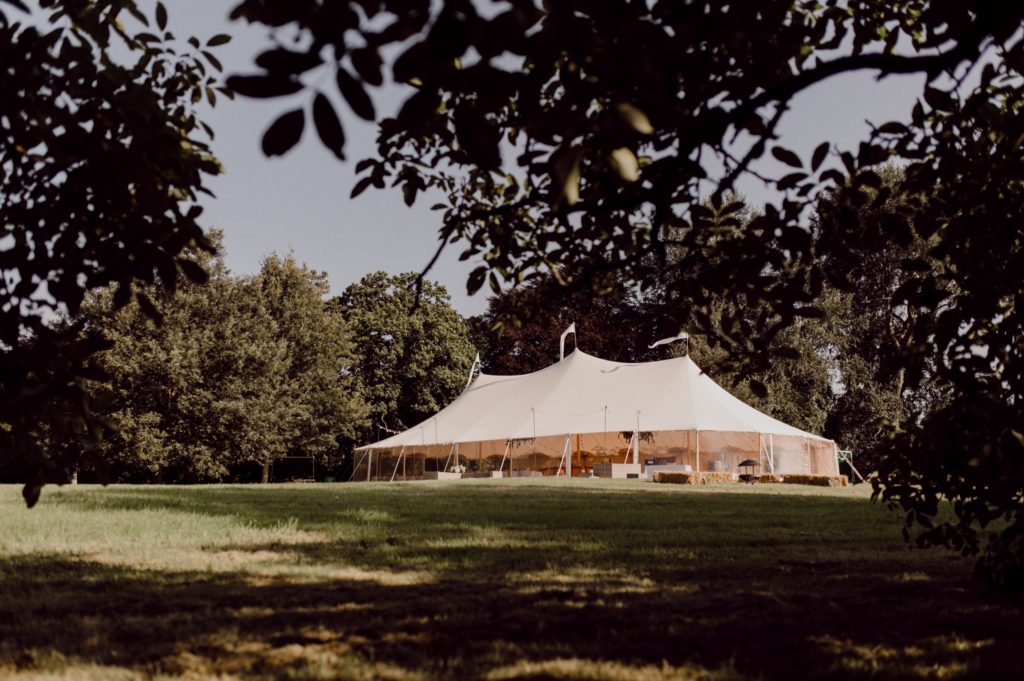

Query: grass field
[[1, 480, 1022, 680]]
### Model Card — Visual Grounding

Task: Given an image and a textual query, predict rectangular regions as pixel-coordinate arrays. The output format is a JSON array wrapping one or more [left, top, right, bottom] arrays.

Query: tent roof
[[358, 349, 832, 450]]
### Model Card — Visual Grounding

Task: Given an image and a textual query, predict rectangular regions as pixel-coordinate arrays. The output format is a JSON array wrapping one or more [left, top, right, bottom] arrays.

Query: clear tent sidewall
[[353, 429, 838, 480]]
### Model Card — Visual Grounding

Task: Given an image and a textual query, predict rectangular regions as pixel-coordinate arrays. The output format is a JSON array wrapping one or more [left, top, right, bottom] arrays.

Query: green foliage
[[256, 254, 369, 458], [471, 274, 675, 375], [336, 272, 475, 439], [817, 166, 950, 468], [77, 245, 366, 483], [0, 1, 227, 499]]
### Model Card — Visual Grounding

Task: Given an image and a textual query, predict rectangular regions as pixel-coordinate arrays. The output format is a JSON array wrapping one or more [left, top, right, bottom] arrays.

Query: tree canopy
[[73, 246, 367, 483], [336, 272, 475, 442], [0, 0, 228, 502]]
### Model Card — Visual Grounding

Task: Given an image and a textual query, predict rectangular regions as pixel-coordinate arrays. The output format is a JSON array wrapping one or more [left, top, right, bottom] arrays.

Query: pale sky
[[170, 1, 926, 316]]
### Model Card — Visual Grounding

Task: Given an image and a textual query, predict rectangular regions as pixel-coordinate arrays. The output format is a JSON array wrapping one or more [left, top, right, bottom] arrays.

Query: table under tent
[[353, 349, 839, 481]]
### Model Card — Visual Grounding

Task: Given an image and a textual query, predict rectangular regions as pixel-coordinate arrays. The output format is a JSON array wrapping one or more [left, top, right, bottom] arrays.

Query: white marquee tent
[[354, 348, 838, 480]]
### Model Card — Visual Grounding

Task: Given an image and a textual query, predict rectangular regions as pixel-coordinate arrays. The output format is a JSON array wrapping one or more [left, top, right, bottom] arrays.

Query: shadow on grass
[[5, 484, 1023, 679], [1, 551, 1021, 680]]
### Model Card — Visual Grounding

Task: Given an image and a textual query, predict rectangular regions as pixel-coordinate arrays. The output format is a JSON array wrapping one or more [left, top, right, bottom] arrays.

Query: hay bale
[[701, 471, 736, 484], [756, 473, 784, 484]]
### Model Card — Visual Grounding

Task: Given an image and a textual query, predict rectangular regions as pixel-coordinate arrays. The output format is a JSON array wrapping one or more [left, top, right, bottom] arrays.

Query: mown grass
[[0, 479, 1021, 680]]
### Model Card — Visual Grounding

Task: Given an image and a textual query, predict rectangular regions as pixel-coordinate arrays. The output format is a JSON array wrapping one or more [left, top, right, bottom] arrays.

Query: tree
[[472, 274, 672, 375], [816, 166, 951, 469], [255, 254, 368, 480], [336, 272, 475, 440], [228, 1, 1024, 591], [79, 246, 290, 482], [0, 1, 229, 502], [76, 246, 366, 483]]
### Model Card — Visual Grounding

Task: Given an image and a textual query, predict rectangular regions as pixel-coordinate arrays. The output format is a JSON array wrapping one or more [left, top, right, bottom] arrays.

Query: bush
[[781, 474, 848, 488], [653, 472, 704, 485]]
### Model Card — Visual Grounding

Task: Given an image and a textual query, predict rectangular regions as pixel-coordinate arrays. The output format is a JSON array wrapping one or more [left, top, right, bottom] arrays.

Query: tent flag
[[649, 331, 689, 349], [464, 352, 481, 390], [559, 322, 577, 360]]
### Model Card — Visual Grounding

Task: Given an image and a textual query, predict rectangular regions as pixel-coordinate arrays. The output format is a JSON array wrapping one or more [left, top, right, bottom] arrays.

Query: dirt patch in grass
[[0, 481, 1022, 680]]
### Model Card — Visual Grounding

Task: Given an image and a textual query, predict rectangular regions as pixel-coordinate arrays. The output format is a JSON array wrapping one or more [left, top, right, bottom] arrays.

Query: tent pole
[[556, 434, 571, 477], [567, 433, 573, 478], [442, 443, 455, 472], [603, 406, 608, 453], [390, 446, 405, 482], [769, 434, 775, 473], [455, 442, 460, 468], [695, 430, 700, 473], [349, 451, 368, 482], [623, 432, 635, 464], [498, 440, 510, 475], [634, 411, 641, 465]]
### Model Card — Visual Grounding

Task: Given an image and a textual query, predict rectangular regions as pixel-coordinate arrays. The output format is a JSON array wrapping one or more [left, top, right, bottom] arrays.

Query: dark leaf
[[749, 379, 768, 398], [225, 74, 302, 99], [351, 176, 373, 198], [393, 41, 428, 84], [351, 47, 383, 86], [261, 108, 305, 157], [924, 87, 953, 112], [877, 122, 908, 135], [177, 258, 209, 284], [811, 142, 829, 171], [155, 2, 167, 31], [467, 266, 488, 295], [207, 34, 231, 47], [771, 146, 803, 168], [201, 50, 223, 72], [777, 172, 807, 190], [454, 106, 502, 170], [336, 68, 375, 120], [313, 93, 346, 159], [255, 48, 323, 74], [855, 170, 882, 188], [402, 182, 418, 206], [113, 283, 131, 309], [136, 292, 164, 325]]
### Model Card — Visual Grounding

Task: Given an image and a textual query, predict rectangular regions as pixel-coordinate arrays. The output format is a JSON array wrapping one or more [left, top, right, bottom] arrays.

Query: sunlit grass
[[1, 480, 1021, 680]]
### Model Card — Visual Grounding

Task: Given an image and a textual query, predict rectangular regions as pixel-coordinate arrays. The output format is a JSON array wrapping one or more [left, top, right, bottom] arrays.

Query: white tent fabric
[[358, 350, 833, 451]]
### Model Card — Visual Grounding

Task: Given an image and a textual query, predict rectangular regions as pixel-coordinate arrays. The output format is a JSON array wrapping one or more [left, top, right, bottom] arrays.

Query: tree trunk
[[70, 466, 78, 486], [894, 367, 906, 403], [261, 460, 271, 484]]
